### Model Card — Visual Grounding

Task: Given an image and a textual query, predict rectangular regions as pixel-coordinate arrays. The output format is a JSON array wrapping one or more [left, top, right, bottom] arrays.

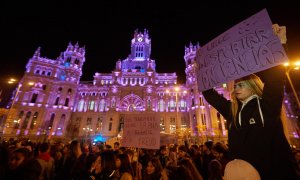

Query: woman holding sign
[[202, 65, 299, 179]]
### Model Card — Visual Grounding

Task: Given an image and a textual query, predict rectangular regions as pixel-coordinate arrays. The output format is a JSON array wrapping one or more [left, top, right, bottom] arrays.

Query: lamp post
[[174, 86, 180, 135], [284, 61, 300, 109]]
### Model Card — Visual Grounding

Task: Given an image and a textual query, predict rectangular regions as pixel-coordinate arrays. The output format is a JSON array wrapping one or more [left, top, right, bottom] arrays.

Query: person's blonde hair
[[230, 73, 291, 143], [230, 74, 264, 127]]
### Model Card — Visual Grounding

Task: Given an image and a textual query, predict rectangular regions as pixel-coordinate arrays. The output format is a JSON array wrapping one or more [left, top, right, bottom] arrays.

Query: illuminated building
[[3, 29, 231, 143]]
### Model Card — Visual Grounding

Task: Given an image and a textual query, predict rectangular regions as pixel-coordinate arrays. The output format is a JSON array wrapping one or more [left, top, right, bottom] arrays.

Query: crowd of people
[[1, 65, 300, 179], [0, 137, 299, 180]]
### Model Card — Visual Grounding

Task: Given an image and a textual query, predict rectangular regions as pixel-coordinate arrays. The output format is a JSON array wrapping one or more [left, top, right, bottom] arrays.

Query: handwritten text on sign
[[196, 9, 288, 91], [122, 114, 160, 149]]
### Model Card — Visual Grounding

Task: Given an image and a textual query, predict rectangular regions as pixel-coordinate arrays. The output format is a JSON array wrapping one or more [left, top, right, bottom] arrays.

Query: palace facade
[[3, 29, 298, 145]]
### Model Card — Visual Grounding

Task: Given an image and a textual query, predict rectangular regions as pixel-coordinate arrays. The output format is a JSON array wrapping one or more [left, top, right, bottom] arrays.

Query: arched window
[[21, 112, 31, 129], [68, 88, 72, 94], [30, 112, 38, 129], [99, 99, 105, 112], [30, 93, 38, 103], [66, 57, 71, 63], [15, 111, 24, 129], [158, 100, 165, 112], [47, 114, 55, 130], [147, 100, 151, 109], [74, 59, 80, 65], [180, 100, 186, 110], [57, 114, 66, 135], [111, 99, 116, 108], [78, 100, 84, 112], [54, 97, 60, 105], [64, 98, 69, 106], [108, 118, 113, 131], [96, 117, 103, 133], [169, 100, 176, 110], [89, 101, 95, 110]]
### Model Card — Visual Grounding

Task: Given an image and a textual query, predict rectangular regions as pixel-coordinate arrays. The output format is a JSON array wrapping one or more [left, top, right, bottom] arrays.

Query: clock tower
[[130, 29, 151, 61]]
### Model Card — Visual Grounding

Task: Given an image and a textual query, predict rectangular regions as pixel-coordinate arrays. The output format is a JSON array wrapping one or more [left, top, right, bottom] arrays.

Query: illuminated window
[[30, 112, 38, 129], [169, 100, 176, 110], [158, 100, 165, 112], [78, 100, 84, 112], [96, 117, 103, 133], [108, 118, 113, 131], [160, 117, 165, 132], [89, 101, 95, 110], [47, 114, 55, 130], [180, 100, 186, 110], [57, 114, 65, 132], [99, 99, 105, 112], [21, 112, 31, 129], [14, 111, 24, 129]]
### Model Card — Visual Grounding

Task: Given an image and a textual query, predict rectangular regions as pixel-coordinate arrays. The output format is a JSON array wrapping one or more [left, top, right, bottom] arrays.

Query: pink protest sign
[[196, 9, 288, 91], [121, 113, 160, 149]]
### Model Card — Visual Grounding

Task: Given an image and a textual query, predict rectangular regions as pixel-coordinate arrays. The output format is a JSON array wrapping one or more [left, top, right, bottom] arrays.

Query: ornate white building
[[2, 29, 234, 143]]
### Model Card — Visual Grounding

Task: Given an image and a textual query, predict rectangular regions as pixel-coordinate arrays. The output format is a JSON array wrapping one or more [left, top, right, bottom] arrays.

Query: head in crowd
[[116, 153, 134, 176], [70, 140, 82, 158], [85, 153, 99, 172], [124, 149, 134, 162], [114, 142, 120, 151], [146, 157, 163, 176], [208, 159, 223, 180], [211, 142, 228, 160], [9, 148, 31, 170], [160, 145, 168, 156], [224, 159, 261, 180], [100, 150, 117, 177], [178, 158, 203, 180], [39, 142, 50, 153], [178, 145, 188, 158], [202, 140, 214, 155], [164, 165, 194, 180]]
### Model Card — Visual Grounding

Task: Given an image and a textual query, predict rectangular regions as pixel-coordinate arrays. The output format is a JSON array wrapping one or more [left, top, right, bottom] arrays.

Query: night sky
[[1, 0, 300, 103]]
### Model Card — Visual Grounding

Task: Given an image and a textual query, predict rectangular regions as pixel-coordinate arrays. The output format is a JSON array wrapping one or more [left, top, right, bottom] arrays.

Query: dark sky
[[1, 0, 300, 91]]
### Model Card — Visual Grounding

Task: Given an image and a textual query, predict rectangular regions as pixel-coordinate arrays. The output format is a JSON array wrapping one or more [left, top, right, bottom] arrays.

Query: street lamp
[[284, 61, 300, 109]]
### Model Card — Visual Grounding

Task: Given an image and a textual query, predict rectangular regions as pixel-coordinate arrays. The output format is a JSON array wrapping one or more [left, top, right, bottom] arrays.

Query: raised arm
[[202, 88, 231, 121], [255, 65, 285, 117]]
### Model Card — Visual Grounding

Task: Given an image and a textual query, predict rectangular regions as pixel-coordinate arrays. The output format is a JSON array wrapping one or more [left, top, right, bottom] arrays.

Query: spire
[[189, 42, 193, 48], [33, 47, 41, 58], [73, 42, 79, 52], [67, 41, 73, 51]]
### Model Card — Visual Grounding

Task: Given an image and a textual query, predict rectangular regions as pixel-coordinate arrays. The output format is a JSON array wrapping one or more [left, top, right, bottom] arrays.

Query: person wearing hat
[[202, 66, 299, 179]]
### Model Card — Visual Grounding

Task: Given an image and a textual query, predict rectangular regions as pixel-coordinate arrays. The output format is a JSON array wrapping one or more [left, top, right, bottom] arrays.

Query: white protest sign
[[196, 9, 288, 91], [121, 113, 160, 149]]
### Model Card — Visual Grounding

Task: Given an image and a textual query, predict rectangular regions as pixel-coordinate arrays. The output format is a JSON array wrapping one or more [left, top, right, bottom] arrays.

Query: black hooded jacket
[[202, 66, 299, 179]]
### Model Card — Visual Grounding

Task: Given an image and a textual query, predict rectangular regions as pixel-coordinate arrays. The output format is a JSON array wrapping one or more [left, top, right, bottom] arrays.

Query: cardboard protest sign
[[196, 9, 288, 91], [121, 113, 160, 149]]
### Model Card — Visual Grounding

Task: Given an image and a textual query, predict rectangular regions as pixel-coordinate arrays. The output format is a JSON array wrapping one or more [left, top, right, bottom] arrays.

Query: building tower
[[3, 43, 85, 141], [184, 42, 229, 143]]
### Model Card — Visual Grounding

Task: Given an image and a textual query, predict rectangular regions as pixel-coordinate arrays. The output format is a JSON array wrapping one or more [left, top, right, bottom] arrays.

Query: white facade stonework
[[4, 29, 230, 143]]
